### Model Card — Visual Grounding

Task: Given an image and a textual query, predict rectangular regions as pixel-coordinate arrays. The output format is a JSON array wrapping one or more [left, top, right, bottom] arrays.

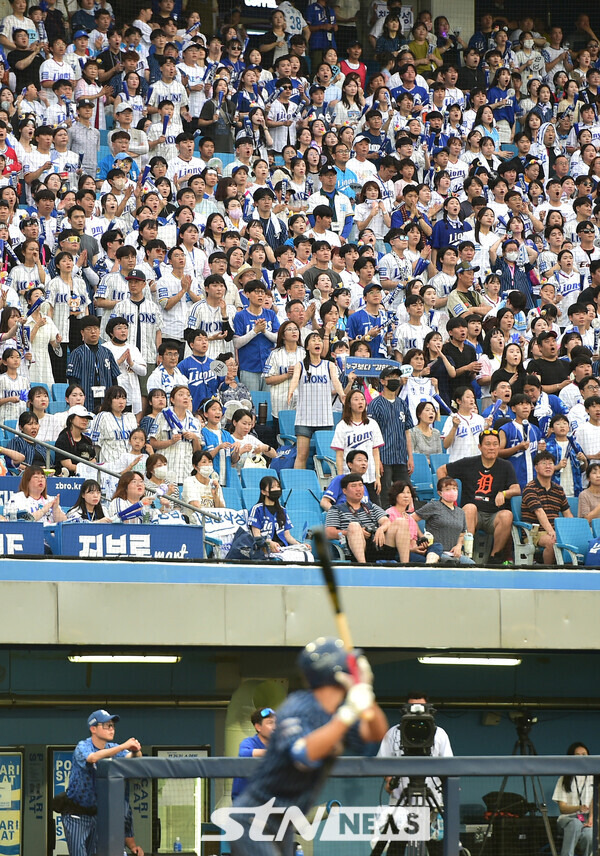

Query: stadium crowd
[[1, 0, 600, 560]]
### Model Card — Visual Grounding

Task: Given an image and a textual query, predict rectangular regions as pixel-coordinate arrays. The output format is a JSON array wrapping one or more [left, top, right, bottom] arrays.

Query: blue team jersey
[[233, 308, 280, 374], [346, 309, 385, 357], [248, 502, 292, 542], [306, 2, 336, 50], [177, 355, 218, 412], [67, 737, 128, 808], [322, 474, 369, 505]]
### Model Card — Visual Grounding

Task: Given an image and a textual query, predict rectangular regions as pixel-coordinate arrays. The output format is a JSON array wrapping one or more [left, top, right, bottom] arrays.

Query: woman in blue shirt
[[487, 68, 517, 143], [249, 475, 309, 555]]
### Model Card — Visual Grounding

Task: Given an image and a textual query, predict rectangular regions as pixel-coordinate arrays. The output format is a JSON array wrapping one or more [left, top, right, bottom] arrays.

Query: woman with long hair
[[355, 181, 391, 241], [249, 475, 311, 559], [74, 59, 107, 129], [552, 741, 593, 856], [23, 286, 60, 386], [386, 480, 443, 564], [108, 471, 148, 523], [89, 386, 138, 473], [46, 250, 90, 375], [113, 70, 144, 126], [5, 465, 67, 522], [473, 207, 502, 273], [229, 408, 276, 470], [473, 104, 499, 150], [287, 331, 346, 469], [27, 386, 50, 439], [423, 330, 457, 407], [67, 479, 110, 522], [247, 106, 273, 161], [409, 400, 442, 461], [332, 388, 384, 500], [442, 386, 487, 462], [332, 75, 364, 128], [202, 212, 227, 255], [264, 320, 305, 428], [491, 342, 527, 395], [478, 327, 505, 404]]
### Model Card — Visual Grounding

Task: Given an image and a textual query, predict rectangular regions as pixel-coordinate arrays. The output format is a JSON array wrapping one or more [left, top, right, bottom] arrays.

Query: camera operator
[[376, 691, 453, 855]]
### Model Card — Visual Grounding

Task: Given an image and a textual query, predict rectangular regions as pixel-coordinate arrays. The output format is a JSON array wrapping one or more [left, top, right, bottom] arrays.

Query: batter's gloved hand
[[336, 681, 375, 726]]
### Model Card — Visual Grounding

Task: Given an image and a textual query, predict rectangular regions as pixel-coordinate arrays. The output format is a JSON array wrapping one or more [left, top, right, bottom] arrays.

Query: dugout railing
[[96, 754, 600, 855]]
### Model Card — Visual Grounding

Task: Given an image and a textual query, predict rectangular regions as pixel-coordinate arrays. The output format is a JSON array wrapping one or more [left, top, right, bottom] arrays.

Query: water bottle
[[463, 532, 473, 558], [295, 846, 304, 856], [174, 837, 182, 852], [258, 402, 268, 425], [7, 506, 17, 522]]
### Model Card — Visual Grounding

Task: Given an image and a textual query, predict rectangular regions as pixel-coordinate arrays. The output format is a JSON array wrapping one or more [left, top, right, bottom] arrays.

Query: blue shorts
[[295, 424, 333, 439]]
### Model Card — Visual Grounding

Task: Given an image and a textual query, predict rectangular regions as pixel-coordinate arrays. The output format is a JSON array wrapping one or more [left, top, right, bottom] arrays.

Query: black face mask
[[386, 378, 401, 391], [269, 489, 282, 500]]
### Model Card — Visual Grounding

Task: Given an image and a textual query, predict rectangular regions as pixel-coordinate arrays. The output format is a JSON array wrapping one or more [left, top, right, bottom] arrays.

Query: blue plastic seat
[[554, 517, 592, 565], [313, 430, 336, 485], [221, 487, 242, 509], [429, 453, 449, 481], [592, 518, 600, 539], [52, 382, 68, 402], [411, 453, 434, 500], [240, 468, 272, 490], [242, 487, 261, 510], [567, 496, 579, 517], [250, 390, 272, 424], [47, 401, 67, 414], [277, 410, 297, 444], [280, 469, 321, 497]]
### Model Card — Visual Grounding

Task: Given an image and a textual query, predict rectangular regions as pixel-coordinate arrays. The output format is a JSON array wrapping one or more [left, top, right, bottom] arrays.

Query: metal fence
[[96, 754, 600, 856]]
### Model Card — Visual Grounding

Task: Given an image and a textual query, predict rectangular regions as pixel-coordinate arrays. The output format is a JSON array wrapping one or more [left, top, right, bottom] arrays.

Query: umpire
[[61, 709, 143, 856]]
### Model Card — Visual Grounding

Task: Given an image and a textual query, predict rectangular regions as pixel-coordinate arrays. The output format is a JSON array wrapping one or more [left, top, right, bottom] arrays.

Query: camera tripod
[[477, 714, 557, 856], [370, 775, 444, 856]]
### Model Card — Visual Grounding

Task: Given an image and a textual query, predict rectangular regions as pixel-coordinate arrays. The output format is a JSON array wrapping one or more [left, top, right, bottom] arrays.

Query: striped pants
[[62, 814, 97, 856]]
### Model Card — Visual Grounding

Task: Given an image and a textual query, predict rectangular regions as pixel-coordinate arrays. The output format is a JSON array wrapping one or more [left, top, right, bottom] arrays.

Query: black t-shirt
[[526, 358, 570, 386], [490, 367, 527, 395], [446, 454, 517, 512], [54, 429, 95, 470], [7, 49, 43, 91], [442, 341, 476, 394]]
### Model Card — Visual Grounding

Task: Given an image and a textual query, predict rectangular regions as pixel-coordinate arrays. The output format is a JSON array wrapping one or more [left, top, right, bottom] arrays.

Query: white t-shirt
[[331, 417, 384, 483]]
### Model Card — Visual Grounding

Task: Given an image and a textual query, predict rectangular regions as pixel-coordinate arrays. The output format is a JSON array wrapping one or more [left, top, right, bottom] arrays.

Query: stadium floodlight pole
[[0, 421, 220, 523]]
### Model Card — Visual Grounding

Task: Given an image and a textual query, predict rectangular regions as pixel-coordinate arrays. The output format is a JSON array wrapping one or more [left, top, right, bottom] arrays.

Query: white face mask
[[505, 251, 519, 262], [154, 465, 168, 479], [523, 39, 534, 49], [199, 465, 213, 477]]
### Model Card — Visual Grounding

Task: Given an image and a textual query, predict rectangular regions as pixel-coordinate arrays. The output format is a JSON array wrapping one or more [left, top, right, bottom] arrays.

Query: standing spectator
[[66, 317, 120, 413], [332, 389, 384, 500], [233, 281, 280, 392], [149, 384, 202, 485], [231, 707, 276, 802], [367, 365, 414, 498]]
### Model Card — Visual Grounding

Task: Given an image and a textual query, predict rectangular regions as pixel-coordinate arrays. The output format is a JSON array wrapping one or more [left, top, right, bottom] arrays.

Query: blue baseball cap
[[88, 709, 120, 726], [74, 30, 89, 38]]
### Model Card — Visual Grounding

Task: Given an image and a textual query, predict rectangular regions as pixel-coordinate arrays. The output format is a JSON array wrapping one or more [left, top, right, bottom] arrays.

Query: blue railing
[[96, 754, 600, 856]]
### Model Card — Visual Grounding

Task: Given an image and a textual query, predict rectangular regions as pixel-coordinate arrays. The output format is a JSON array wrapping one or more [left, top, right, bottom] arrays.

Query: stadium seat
[[240, 468, 272, 490], [510, 496, 535, 566], [222, 486, 242, 509], [313, 430, 336, 489], [333, 410, 343, 426], [52, 383, 68, 402], [47, 401, 67, 414], [250, 390, 272, 424], [411, 453, 434, 500], [554, 517, 592, 565], [277, 410, 296, 445], [284, 491, 323, 537], [280, 469, 321, 497], [567, 496, 578, 517], [433, 420, 445, 433], [429, 453, 449, 481], [592, 518, 600, 539]]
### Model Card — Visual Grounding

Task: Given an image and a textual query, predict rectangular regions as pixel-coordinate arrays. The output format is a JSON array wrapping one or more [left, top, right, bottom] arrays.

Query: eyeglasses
[[98, 722, 116, 729], [231, 46, 242, 50], [281, 85, 292, 90], [113, 238, 124, 243]]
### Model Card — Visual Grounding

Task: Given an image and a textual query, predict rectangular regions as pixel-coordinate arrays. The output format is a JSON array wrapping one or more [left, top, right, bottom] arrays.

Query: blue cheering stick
[[162, 113, 169, 135], [122, 79, 129, 98], [433, 394, 452, 415], [252, 83, 259, 101], [163, 407, 184, 433], [218, 90, 224, 107], [115, 501, 145, 521], [140, 165, 151, 186], [153, 259, 162, 280], [185, 19, 201, 34]]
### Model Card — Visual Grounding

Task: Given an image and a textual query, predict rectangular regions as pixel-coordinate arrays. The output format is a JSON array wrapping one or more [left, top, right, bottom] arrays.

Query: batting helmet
[[298, 637, 354, 688]]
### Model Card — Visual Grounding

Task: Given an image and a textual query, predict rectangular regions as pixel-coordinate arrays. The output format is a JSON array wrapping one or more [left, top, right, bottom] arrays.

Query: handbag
[[226, 527, 269, 561]]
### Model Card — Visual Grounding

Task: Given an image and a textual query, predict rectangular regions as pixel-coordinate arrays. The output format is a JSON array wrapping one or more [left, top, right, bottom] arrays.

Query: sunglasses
[[260, 707, 275, 717], [480, 429, 499, 437]]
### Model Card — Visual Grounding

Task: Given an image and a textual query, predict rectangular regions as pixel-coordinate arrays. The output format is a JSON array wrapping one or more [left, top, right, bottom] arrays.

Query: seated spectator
[[7, 410, 51, 472], [216, 351, 254, 414], [521, 451, 573, 565], [39, 384, 87, 444], [5, 465, 67, 523], [182, 449, 225, 509], [578, 463, 600, 524], [248, 475, 313, 561], [437, 429, 520, 564], [325, 473, 410, 564], [409, 401, 442, 462], [320, 449, 370, 511], [442, 386, 487, 462], [386, 480, 443, 564], [229, 408, 276, 471], [66, 480, 111, 523], [413, 477, 475, 565], [54, 405, 96, 475], [108, 471, 149, 524], [114, 427, 151, 478], [145, 453, 180, 513]]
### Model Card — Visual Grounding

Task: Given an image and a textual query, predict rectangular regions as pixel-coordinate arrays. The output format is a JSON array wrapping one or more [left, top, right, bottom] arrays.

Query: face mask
[[523, 39, 534, 49], [269, 489, 282, 500], [505, 251, 519, 262], [0, 101, 10, 111], [199, 465, 213, 477], [229, 207, 242, 219], [441, 488, 458, 503], [154, 465, 168, 479], [113, 179, 125, 191], [386, 378, 401, 391]]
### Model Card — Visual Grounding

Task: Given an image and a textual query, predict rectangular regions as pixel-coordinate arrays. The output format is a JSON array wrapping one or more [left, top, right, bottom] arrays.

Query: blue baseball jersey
[[346, 309, 386, 357], [67, 737, 128, 808], [234, 690, 363, 813], [248, 502, 292, 542], [177, 355, 218, 412], [233, 308, 280, 374]]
